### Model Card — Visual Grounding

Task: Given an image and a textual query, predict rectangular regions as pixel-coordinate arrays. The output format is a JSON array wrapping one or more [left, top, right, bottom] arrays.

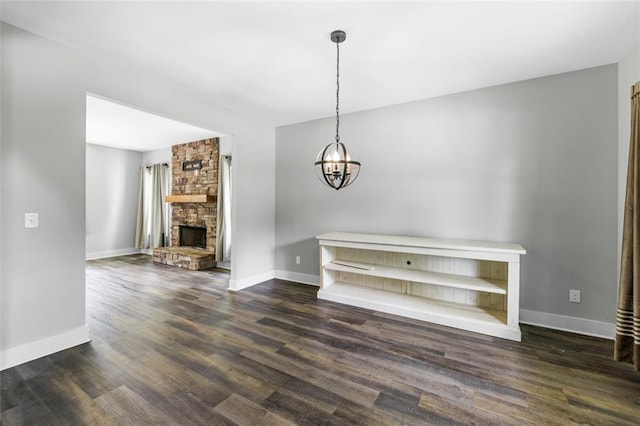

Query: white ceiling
[[86, 95, 221, 152], [3, 1, 640, 130]]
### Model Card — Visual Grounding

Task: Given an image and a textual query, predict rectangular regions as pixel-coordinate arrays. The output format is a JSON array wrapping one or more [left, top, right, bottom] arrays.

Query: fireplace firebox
[[179, 226, 206, 249]]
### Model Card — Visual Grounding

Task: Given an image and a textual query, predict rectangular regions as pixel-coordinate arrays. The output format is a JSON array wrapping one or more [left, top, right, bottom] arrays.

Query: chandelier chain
[[335, 41, 340, 144], [314, 30, 360, 191]]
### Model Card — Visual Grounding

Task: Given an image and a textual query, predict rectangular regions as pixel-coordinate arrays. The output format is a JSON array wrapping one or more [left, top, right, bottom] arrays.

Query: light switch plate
[[25, 213, 39, 228]]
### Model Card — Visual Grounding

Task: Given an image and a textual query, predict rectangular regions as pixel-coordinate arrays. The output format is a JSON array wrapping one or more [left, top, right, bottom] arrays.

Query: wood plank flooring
[[2, 254, 640, 425]]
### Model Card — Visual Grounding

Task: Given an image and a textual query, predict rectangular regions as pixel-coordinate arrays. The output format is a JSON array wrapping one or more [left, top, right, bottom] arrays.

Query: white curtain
[[134, 167, 148, 248], [216, 156, 232, 262], [135, 163, 170, 249]]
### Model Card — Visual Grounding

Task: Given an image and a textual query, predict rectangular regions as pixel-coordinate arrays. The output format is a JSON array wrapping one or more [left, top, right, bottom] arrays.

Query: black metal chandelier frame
[[314, 30, 361, 190]]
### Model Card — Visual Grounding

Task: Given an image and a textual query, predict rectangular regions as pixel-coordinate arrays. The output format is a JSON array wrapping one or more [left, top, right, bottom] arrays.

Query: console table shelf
[[316, 232, 525, 341], [324, 261, 507, 294]]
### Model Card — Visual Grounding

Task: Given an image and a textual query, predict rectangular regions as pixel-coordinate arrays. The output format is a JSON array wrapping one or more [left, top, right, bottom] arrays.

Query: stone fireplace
[[153, 137, 219, 270]]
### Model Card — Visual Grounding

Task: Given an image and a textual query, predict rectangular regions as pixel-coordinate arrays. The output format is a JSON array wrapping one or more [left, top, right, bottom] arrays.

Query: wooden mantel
[[165, 194, 216, 204]]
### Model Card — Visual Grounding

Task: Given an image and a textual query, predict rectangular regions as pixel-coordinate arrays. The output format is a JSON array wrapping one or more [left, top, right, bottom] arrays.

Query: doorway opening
[[85, 94, 233, 273]]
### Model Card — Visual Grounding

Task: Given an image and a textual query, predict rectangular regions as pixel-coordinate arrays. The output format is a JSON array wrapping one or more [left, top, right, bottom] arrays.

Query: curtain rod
[[145, 163, 169, 170]]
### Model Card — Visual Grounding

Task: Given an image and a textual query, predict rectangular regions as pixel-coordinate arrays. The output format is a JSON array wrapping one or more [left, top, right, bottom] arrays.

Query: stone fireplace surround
[[153, 138, 219, 271]]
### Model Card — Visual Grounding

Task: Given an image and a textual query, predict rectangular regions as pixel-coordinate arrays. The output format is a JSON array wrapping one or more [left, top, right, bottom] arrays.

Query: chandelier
[[315, 30, 361, 190]]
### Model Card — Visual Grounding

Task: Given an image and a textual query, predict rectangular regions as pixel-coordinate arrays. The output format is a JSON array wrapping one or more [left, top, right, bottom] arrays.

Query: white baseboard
[[519, 309, 615, 340], [0, 325, 91, 371], [86, 248, 141, 260], [270, 271, 616, 340], [228, 270, 275, 292], [228, 270, 319, 292], [274, 270, 319, 287]]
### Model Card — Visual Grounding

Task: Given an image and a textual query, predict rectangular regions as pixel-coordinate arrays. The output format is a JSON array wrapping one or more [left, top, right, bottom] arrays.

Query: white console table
[[316, 232, 526, 341]]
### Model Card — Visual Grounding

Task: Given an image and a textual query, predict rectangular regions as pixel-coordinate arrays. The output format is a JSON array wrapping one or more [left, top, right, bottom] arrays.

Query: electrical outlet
[[25, 213, 39, 228], [295, 256, 301, 265], [569, 289, 581, 303]]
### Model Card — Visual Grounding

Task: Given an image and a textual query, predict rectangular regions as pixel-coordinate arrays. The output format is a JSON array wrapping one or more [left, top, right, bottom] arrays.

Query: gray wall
[[220, 136, 233, 157], [276, 65, 618, 324], [1, 23, 275, 355], [142, 146, 172, 168], [86, 143, 141, 258]]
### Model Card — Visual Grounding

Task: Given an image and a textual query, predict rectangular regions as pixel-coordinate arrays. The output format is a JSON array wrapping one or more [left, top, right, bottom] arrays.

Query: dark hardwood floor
[[2, 254, 639, 425]]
